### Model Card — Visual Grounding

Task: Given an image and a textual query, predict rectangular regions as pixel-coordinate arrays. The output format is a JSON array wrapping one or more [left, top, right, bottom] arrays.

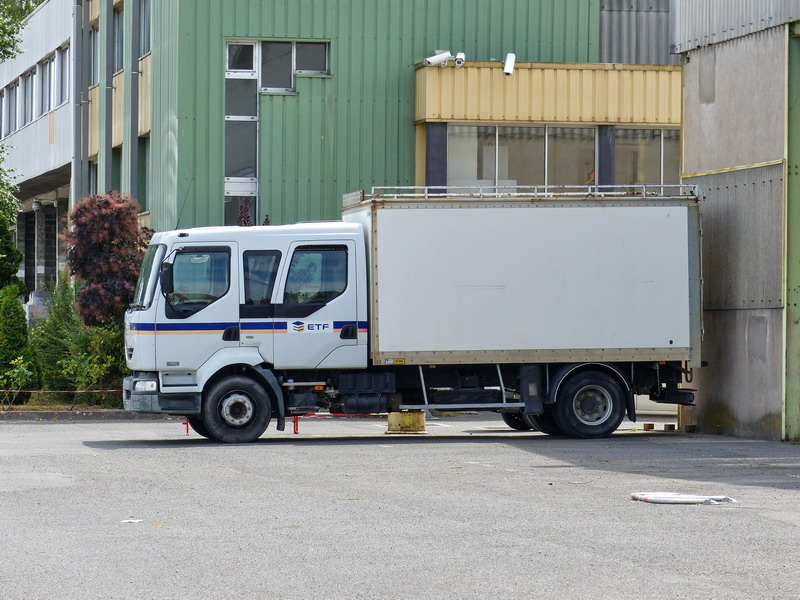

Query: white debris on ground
[[631, 492, 737, 505]]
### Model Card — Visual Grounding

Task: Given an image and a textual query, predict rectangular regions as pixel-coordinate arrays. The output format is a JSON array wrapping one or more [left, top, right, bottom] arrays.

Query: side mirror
[[160, 262, 174, 294]]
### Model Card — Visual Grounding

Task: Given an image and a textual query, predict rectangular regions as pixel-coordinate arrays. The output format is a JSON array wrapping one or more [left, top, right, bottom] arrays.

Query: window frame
[[165, 246, 232, 319], [260, 40, 331, 94], [56, 44, 70, 106], [6, 82, 18, 134], [20, 69, 35, 127], [139, 0, 151, 57], [37, 54, 55, 117], [113, 6, 124, 74], [224, 42, 260, 202]]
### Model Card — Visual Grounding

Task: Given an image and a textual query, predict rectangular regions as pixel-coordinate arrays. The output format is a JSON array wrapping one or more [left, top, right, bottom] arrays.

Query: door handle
[[339, 324, 357, 340], [222, 326, 240, 341]]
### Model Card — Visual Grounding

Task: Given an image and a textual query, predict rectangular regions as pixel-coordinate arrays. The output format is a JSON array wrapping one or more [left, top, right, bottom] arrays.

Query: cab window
[[166, 249, 230, 317], [283, 246, 347, 305]]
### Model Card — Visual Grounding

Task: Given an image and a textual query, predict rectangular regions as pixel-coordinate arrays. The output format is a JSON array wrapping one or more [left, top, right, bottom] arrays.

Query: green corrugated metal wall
[[150, 0, 600, 229]]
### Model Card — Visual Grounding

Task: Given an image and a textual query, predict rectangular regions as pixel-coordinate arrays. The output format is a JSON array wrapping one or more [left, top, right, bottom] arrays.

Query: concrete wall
[[685, 166, 785, 440], [683, 27, 785, 175], [681, 28, 788, 439]]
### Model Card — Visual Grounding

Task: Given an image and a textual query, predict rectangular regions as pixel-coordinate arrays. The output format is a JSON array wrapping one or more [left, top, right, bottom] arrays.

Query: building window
[[56, 45, 70, 105], [662, 129, 680, 184], [38, 55, 55, 117], [498, 126, 546, 186], [21, 70, 35, 126], [89, 27, 99, 86], [228, 44, 254, 71], [447, 125, 497, 188], [225, 196, 257, 226], [547, 127, 596, 186], [5, 83, 17, 134], [261, 41, 329, 92], [0, 91, 4, 139], [113, 7, 124, 73], [225, 42, 259, 215], [139, 0, 150, 56]]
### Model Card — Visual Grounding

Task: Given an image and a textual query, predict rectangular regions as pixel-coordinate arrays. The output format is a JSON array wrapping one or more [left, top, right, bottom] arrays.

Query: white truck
[[123, 186, 702, 442]]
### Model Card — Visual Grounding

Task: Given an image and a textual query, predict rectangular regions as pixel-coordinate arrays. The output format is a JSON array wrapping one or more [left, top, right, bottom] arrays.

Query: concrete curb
[[0, 410, 178, 422]]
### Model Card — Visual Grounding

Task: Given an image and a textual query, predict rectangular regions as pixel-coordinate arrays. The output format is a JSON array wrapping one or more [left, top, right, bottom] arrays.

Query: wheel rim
[[571, 385, 613, 426], [220, 392, 255, 427]]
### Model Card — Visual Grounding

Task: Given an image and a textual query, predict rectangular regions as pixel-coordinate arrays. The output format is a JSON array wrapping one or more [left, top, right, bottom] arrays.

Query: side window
[[243, 250, 281, 305], [167, 249, 230, 318], [283, 246, 347, 305]]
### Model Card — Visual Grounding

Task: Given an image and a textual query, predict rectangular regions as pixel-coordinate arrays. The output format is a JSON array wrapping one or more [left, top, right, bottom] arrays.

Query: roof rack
[[365, 184, 699, 200]]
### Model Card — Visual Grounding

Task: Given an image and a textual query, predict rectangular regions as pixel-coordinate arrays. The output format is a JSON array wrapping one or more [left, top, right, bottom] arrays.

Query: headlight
[[133, 380, 158, 393]]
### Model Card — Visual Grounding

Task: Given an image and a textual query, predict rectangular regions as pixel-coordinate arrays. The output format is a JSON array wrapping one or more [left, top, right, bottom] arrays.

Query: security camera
[[454, 52, 465, 67], [32, 200, 42, 213], [425, 50, 453, 67], [503, 53, 516, 76]]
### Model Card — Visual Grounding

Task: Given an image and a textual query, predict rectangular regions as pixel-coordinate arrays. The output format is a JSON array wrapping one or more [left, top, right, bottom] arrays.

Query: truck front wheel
[[553, 370, 625, 438], [202, 376, 272, 443], [187, 416, 211, 439]]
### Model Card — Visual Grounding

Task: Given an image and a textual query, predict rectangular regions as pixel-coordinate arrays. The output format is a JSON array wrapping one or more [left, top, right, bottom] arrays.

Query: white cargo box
[[343, 187, 702, 368]]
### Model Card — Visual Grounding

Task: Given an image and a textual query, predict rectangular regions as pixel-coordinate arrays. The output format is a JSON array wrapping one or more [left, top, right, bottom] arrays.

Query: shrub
[[0, 221, 24, 295], [66, 192, 152, 326], [0, 284, 40, 405], [29, 274, 87, 399], [0, 284, 27, 367]]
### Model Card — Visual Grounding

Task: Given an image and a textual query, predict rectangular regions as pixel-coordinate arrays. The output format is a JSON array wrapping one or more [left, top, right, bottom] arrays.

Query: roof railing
[[361, 184, 700, 200]]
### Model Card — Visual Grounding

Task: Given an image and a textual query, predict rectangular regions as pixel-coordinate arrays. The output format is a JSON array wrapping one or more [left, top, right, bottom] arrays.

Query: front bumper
[[123, 375, 201, 415]]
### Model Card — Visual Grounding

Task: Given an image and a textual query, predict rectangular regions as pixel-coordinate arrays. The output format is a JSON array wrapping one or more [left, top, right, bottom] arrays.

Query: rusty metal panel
[[416, 62, 681, 126], [684, 164, 784, 310], [601, 0, 679, 65], [671, 0, 800, 53]]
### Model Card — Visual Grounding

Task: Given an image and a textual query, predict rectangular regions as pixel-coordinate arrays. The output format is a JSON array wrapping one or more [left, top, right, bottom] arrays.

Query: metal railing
[[356, 184, 700, 201]]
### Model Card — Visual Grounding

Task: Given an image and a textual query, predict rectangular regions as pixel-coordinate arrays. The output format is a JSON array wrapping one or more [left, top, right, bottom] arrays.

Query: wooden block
[[663, 423, 677, 431], [643, 422, 655, 431]]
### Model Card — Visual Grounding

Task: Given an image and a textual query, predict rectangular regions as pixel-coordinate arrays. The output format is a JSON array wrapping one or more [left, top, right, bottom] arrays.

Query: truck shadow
[[81, 426, 800, 492]]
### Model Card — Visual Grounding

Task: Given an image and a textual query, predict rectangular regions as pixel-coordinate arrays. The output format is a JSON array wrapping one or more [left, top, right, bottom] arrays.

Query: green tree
[[0, 0, 46, 62]]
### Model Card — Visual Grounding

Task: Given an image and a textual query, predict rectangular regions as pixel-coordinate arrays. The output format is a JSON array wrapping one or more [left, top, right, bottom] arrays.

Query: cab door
[[154, 243, 240, 380], [271, 241, 362, 369], [238, 249, 282, 364]]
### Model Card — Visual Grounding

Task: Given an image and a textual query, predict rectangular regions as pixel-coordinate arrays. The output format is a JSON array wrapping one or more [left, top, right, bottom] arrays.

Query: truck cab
[[124, 222, 368, 440]]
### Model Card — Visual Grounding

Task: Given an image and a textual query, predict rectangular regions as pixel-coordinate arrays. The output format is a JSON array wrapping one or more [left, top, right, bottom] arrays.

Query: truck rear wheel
[[553, 370, 625, 439], [202, 376, 271, 443], [526, 411, 565, 436], [501, 412, 533, 431]]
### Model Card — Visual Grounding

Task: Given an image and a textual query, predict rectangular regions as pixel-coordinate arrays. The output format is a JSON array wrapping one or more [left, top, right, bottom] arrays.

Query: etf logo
[[291, 321, 332, 333]]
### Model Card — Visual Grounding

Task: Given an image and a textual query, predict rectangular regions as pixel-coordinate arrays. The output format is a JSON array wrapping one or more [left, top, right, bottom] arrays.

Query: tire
[[187, 416, 211, 439], [201, 376, 272, 443], [553, 370, 626, 439], [527, 411, 566, 436], [501, 412, 533, 431]]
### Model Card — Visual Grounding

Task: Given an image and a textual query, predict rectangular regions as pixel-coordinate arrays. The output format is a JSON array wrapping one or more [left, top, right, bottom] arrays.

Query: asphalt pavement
[[1, 414, 799, 599]]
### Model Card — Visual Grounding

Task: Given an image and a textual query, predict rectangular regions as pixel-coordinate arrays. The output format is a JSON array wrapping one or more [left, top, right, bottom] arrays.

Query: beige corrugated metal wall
[[416, 62, 681, 126], [138, 54, 151, 136]]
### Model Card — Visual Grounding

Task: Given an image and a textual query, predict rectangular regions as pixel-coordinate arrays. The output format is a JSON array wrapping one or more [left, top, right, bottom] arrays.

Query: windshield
[[131, 244, 166, 309]]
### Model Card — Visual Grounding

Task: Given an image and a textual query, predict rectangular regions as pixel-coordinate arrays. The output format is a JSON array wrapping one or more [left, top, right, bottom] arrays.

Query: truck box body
[[343, 191, 702, 368]]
